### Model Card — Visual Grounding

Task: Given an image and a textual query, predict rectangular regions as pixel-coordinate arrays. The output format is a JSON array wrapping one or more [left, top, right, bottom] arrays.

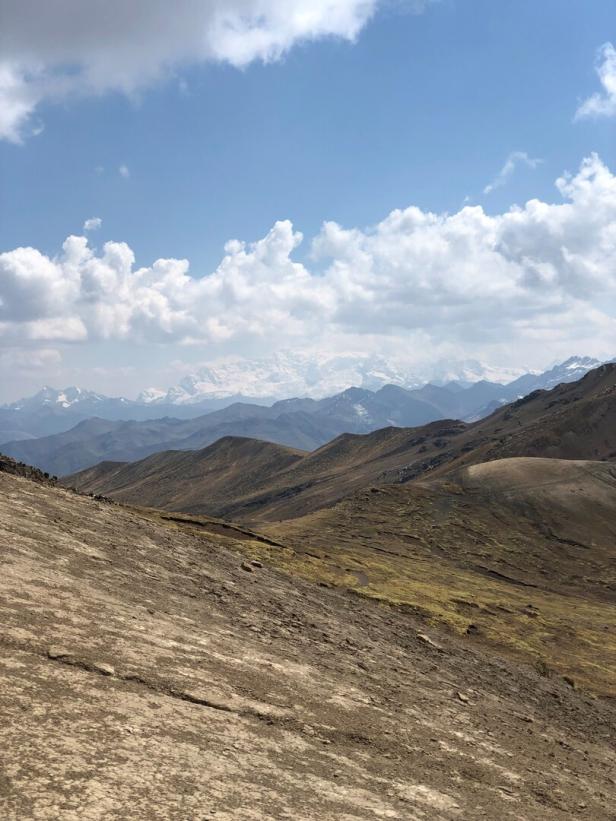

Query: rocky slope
[[1, 470, 615, 819], [0, 453, 56, 484], [259, 457, 616, 695]]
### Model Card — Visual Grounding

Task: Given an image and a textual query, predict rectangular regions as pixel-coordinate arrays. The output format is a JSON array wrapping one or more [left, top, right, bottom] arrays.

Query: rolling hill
[[66, 362, 616, 522], [67, 437, 307, 515]]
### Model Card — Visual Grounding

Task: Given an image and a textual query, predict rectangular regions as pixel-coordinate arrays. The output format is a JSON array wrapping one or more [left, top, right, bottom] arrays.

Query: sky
[[0, 0, 615, 401]]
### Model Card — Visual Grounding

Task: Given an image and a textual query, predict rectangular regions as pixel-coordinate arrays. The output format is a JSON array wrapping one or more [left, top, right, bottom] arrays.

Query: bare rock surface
[[0, 471, 615, 819]]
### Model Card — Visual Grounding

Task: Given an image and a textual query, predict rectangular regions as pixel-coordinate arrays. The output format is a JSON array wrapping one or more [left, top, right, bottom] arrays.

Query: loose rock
[[417, 633, 442, 650], [47, 646, 70, 660]]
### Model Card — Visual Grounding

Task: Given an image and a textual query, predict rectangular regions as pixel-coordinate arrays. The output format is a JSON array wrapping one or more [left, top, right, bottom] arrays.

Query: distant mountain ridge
[[137, 351, 532, 404], [65, 362, 616, 524], [2, 355, 608, 476], [0, 385, 260, 444], [7, 385, 111, 411], [1, 354, 603, 443]]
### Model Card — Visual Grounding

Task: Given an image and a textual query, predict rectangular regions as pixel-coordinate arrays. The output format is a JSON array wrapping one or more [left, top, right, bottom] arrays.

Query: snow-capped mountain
[[535, 356, 603, 390], [2, 354, 607, 448], [138, 353, 410, 404], [5, 355, 611, 476], [4, 386, 114, 411], [138, 352, 530, 405], [427, 360, 533, 388], [136, 388, 167, 404]]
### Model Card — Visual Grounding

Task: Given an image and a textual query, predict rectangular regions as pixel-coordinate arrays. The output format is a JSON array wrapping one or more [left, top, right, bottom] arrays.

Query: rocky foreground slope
[[1, 470, 615, 819]]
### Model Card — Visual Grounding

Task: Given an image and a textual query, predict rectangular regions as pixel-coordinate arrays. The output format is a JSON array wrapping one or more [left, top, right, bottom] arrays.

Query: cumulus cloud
[[1, 155, 616, 361], [483, 151, 542, 195], [83, 217, 102, 232], [118, 165, 130, 179], [0, 0, 420, 143], [576, 42, 616, 120]]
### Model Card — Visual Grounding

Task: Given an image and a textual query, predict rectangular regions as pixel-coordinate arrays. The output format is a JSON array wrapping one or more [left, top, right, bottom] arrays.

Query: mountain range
[[1, 356, 606, 476], [66, 361, 616, 522], [136, 351, 531, 404], [0, 385, 256, 444]]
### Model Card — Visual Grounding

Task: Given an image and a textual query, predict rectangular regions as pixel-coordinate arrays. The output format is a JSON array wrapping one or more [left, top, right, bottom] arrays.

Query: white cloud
[[83, 217, 102, 232], [119, 164, 130, 179], [0, 62, 43, 143], [1, 155, 615, 365], [0, 0, 419, 143], [576, 42, 616, 120], [0, 347, 61, 371], [483, 151, 542, 195]]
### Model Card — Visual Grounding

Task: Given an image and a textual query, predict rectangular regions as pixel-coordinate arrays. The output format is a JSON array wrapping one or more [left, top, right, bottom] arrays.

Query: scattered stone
[[466, 623, 479, 635], [250, 560, 263, 568], [95, 663, 116, 677], [47, 646, 70, 660], [457, 691, 469, 703], [563, 675, 576, 689], [498, 785, 515, 796], [514, 713, 535, 723], [417, 633, 442, 650], [240, 561, 254, 573]]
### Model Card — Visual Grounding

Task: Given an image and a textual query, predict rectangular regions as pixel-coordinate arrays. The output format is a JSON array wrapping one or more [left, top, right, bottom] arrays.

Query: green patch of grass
[[138, 501, 616, 696], [230, 537, 616, 697]]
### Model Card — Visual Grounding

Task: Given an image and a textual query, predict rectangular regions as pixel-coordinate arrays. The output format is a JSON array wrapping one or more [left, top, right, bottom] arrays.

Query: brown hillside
[[66, 363, 616, 523], [1, 470, 616, 818], [259, 456, 616, 695], [65, 436, 307, 516]]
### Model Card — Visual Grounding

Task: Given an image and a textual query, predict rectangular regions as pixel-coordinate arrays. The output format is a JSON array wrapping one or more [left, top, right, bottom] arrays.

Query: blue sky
[[0, 0, 615, 399], [2, 0, 614, 269]]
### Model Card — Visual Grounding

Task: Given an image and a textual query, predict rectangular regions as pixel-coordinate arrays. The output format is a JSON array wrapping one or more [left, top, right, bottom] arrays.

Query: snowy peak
[[427, 360, 531, 388], [137, 388, 167, 404], [138, 352, 533, 405], [5, 386, 108, 411], [139, 353, 413, 404], [6, 354, 608, 415], [533, 357, 602, 390]]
